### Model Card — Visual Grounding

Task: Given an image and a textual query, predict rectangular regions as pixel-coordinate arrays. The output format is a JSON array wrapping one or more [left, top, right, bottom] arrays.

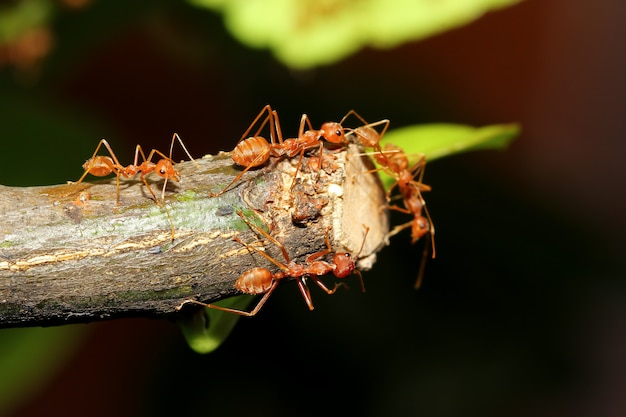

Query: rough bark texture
[[0, 145, 388, 328]]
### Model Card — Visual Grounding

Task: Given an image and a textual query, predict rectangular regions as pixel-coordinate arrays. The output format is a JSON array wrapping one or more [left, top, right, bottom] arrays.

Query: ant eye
[[160, 168, 167, 175], [335, 130, 343, 137]]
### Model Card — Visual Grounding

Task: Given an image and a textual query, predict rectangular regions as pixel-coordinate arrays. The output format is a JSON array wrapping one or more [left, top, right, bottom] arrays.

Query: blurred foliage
[[189, 0, 523, 68], [0, 326, 86, 416], [0, 0, 549, 416], [0, 0, 524, 73]]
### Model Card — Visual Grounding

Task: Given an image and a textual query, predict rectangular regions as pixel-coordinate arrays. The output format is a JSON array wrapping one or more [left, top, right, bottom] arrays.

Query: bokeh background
[[1, 0, 625, 416]]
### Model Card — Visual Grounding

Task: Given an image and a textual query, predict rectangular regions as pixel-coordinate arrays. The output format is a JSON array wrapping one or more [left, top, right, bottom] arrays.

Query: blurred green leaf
[[0, 326, 86, 416], [378, 123, 520, 188], [0, 0, 53, 42], [177, 295, 255, 354], [189, 0, 523, 68]]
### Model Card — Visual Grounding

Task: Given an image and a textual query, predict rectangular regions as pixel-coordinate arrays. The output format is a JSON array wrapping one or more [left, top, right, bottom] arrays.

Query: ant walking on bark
[[69, 133, 198, 239], [209, 105, 352, 197], [176, 211, 369, 316]]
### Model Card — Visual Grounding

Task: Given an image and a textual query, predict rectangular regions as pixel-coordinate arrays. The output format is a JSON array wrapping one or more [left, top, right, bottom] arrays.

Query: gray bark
[[0, 145, 388, 327]]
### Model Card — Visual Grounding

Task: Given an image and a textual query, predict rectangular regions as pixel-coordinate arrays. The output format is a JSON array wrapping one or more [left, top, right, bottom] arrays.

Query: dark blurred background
[[1, 0, 625, 416]]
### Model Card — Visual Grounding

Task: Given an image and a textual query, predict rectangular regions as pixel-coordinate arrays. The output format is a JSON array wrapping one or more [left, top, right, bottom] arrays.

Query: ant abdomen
[[235, 267, 274, 294], [232, 136, 272, 168]]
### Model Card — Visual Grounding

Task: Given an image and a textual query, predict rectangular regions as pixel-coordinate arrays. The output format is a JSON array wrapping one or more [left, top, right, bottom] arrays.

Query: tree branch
[[0, 145, 388, 328]]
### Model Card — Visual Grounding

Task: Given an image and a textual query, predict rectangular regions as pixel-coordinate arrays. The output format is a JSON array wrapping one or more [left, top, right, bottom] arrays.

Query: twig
[[0, 145, 388, 328]]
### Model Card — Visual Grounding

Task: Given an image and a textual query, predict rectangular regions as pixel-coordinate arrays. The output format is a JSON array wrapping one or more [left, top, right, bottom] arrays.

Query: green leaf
[[0, 0, 53, 42], [377, 123, 520, 188], [177, 295, 255, 354], [189, 0, 524, 68]]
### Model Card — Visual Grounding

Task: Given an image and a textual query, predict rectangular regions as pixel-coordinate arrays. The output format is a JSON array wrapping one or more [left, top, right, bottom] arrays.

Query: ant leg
[[352, 225, 370, 292], [387, 203, 413, 215], [339, 109, 368, 126], [235, 212, 320, 311], [297, 113, 315, 138], [137, 170, 176, 240], [414, 236, 432, 290], [236, 211, 291, 264], [270, 110, 284, 145], [170, 133, 200, 167], [421, 202, 436, 259], [355, 224, 370, 258], [208, 149, 271, 197], [358, 118, 390, 139], [78, 139, 125, 181], [145, 147, 178, 201], [233, 237, 290, 272], [234, 240, 314, 311], [176, 282, 279, 317], [305, 230, 332, 263], [308, 276, 349, 295], [69, 139, 124, 206], [386, 219, 413, 240], [296, 278, 315, 310], [340, 110, 389, 139], [210, 106, 281, 197], [236, 105, 276, 144], [288, 148, 306, 192]]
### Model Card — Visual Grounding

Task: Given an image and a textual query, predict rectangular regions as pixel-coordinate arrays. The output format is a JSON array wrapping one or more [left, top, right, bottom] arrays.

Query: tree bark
[[0, 145, 388, 328]]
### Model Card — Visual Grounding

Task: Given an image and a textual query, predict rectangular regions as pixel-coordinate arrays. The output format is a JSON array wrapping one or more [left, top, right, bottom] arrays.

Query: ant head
[[333, 252, 355, 278], [156, 159, 180, 181], [320, 122, 346, 144], [411, 216, 430, 243]]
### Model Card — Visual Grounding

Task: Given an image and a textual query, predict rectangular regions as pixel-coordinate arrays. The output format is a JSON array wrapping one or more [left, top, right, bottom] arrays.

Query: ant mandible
[[176, 210, 369, 316]]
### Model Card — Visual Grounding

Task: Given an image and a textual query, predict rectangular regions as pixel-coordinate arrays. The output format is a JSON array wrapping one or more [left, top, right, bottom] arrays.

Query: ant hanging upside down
[[176, 210, 369, 316], [371, 143, 436, 289]]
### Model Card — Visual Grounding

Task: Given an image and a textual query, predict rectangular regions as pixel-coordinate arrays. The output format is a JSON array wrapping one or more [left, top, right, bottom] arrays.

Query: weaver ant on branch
[[209, 105, 351, 197], [338, 111, 435, 287], [176, 211, 369, 317], [373, 144, 435, 288], [69, 133, 198, 239], [341, 110, 391, 158]]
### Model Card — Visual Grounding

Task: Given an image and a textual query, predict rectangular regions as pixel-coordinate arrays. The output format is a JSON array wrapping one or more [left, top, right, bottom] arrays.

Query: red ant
[[373, 144, 435, 288], [340, 110, 390, 156], [176, 210, 369, 316], [208, 105, 282, 197], [209, 105, 350, 197], [336, 111, 435, 288], [70, 133, 198, 239]]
